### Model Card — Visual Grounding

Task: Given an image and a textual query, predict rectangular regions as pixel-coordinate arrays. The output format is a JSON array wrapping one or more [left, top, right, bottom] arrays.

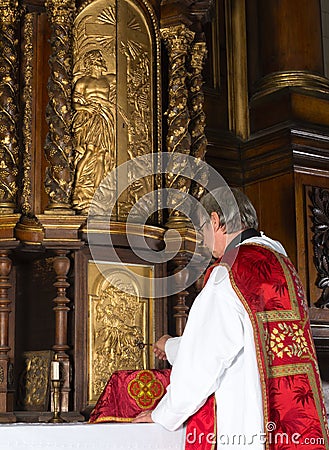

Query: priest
[[133, 187, 329, 449]]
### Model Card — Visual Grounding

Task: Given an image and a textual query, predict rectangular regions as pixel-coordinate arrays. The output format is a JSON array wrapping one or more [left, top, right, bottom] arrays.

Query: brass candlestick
[[48, 357, 66, 423], [48, 380, 66, 423]]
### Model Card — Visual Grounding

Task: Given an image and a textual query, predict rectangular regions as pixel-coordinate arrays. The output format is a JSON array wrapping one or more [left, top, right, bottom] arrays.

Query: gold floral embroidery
[[127, 370, 164, 409], [266, 323, 310, 362]]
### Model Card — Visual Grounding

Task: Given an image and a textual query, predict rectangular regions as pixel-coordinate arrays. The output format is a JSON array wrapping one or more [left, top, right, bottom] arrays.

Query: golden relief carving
[[161, 25, 195, 223], [72, 48, 116, 213], [18, 351, 52, 410], [119, 28, 154, 220], [73, 0, 157, 219], [88, 261, 153, 403], [0, 0, 19, 22], [21, 13, 34, 215], [0, 0, 20, 213], [44, 0, 76, 211]]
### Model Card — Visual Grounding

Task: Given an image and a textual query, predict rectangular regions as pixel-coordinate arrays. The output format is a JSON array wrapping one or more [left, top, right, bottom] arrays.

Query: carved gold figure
[[72, 49, 116, 212]]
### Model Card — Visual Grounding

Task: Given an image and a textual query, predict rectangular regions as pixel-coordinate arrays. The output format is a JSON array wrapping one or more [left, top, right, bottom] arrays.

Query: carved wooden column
[[44, 0, 75, 213], [0, 0, 20, 214], [161, 24, 195, 226], [249, 0, 329, 100], [172, 254, 189, 336], [51, 250, 71, 412], [0, 250, 15, 422]]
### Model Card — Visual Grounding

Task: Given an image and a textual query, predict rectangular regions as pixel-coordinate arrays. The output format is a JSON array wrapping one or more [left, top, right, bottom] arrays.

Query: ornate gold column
[[44, 0, 75, 213], [0, 250, 15, 422], [161, 24, 194, 226], [0, 0, 20, 214], [21, 13, 34, 216], [51, 251, 71, 412], [188, 40, 208, 201]]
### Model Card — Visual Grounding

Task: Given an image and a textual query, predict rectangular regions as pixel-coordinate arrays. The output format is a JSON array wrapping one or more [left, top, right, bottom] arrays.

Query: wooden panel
[[250, 89, 329, 133], [205, 130, 242, 186], [244, 172, 296, 264], [258, 0, 323, 75]]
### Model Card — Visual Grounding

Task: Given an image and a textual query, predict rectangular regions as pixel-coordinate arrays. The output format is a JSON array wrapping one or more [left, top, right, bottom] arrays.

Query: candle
[[51, 360, 60, 381]]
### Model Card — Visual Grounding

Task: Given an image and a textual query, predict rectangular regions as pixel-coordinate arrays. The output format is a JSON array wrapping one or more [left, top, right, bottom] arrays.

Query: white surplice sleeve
[[151, 265, 245, 431], [165, 337, 181, 366]]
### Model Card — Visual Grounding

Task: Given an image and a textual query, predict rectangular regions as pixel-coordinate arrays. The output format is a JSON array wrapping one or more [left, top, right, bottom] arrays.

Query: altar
[[0, 422, 186, 450]]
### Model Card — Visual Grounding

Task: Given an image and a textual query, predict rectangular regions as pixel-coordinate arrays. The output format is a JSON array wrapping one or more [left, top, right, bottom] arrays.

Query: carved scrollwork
[[188, 40, 208, 201], [44, 0, 76, 211], [21, 12, 34, 215], [309, 187, 329, 308], [0, 0, 20, 212]]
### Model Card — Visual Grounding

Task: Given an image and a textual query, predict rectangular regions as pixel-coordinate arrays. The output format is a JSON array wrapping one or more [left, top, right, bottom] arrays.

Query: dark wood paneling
[[245, 173, 297, 264], [250, 89, 329, 134], [258, 0, 323, 75]]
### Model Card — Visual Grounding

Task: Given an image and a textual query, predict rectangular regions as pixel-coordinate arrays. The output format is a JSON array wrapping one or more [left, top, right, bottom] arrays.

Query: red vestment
[[185, 243, 329, 449]]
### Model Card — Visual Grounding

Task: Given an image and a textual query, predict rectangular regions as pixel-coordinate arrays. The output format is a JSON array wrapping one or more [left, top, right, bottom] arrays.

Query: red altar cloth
[[89, 369, 171, 423]]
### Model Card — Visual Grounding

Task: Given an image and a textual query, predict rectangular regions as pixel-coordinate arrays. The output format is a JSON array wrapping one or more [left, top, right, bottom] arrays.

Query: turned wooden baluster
[[172, 254, 190, 336], [51, 250, 71, 412], [0, 250, 15, 421]]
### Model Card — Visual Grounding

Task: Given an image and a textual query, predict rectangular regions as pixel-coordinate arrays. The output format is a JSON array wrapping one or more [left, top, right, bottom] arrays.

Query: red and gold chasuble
[[186, 243, 329, 449]]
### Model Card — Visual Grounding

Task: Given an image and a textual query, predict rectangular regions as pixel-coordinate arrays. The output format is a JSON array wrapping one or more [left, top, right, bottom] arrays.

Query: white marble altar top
[[0, 421, 185, 450]]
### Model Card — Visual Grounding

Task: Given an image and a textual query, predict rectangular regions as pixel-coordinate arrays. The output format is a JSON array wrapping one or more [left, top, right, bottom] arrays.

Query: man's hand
[[132, 410, 154, 423], [153, 334, 172, 361]]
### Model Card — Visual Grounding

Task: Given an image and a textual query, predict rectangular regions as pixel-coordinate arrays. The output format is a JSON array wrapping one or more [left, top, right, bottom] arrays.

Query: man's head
[[84, 49, 107, 73], [199, 187, 259, 258]]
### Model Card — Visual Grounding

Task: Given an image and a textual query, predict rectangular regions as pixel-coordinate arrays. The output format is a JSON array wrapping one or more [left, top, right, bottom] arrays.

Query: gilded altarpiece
[[72, 0, 158, 218]]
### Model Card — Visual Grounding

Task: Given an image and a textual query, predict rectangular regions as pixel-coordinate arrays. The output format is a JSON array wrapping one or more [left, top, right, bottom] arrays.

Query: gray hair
[[200, 187, 258, 233]]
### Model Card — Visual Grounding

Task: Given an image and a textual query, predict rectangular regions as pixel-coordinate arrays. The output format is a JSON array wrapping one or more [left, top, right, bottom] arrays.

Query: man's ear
[[210, 212, 221, 231]]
